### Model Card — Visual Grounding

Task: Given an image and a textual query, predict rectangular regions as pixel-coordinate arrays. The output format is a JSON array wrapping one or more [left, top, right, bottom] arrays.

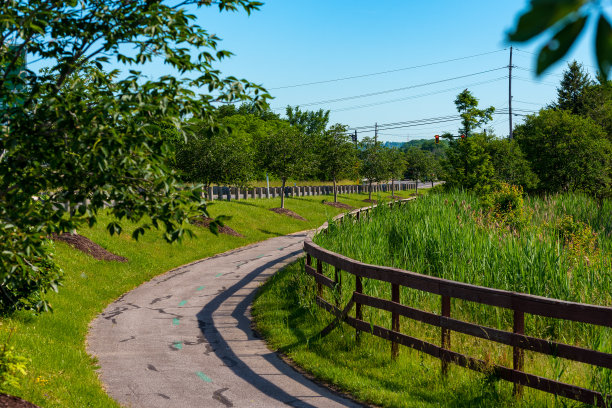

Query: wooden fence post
[[334, 266, 341, 308], [513, 310, 525, 397], [441, 295, 451, 376], [356, 275, 363, 344], [391, 283, 400, 360], [316, 259, 323, 297]]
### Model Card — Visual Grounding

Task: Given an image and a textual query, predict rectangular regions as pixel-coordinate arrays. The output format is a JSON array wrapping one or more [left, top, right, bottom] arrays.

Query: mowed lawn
[[1, 189, 415, 408]]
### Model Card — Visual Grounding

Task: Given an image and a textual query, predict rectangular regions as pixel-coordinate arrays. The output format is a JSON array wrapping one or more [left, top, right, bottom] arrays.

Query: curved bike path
[[87, 231, 362, 408]]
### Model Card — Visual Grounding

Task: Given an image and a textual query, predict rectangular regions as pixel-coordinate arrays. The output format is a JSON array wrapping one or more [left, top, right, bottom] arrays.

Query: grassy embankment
[[1, 188, 416, 408], [252, 191, 612, 408]]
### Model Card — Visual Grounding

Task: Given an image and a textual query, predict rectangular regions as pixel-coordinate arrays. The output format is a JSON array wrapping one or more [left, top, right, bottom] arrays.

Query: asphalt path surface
[[88, 231, 362, 408]]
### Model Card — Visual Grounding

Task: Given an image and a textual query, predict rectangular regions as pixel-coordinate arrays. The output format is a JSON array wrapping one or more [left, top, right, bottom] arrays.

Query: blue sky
[[187, 0, 605, 142], [25, 1, 605, 142]]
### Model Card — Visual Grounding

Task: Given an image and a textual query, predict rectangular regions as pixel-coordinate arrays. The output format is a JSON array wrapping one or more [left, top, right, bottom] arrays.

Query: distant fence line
[[206, 182, 417, 201]]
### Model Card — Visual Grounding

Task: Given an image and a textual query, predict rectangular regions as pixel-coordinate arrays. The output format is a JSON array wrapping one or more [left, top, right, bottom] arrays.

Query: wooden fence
[[303, 199, 612, 407], [206, 182, 417, 201]]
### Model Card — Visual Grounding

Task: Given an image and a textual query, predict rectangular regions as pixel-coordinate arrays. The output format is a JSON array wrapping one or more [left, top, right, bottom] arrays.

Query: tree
[[485, 138, 539, 190], [514, 109, 612, 198], [551, 61, 593, 115], [319, 124, 358, 202], [359, 137, 390, 201], [443, 135, 495, 195], [404, 147, 437, 194], [508, 0, 612, 77], [258, 123, 312, 209], [285, 106, 330, 136], [174, 120, 255, 193], [385, 148, 406, 197], [454, 89, 495, 137], [0, 0, 267, 312]]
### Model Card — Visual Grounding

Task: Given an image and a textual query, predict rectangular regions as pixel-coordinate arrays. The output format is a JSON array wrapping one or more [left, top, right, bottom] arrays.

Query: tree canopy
[[454, 89, 495, 137], [0, 0, 268, 312]]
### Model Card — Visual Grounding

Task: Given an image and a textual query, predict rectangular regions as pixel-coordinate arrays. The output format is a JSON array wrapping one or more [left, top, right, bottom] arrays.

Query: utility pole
[[374, 122, 378, 144], [508, 46, 513, 140]]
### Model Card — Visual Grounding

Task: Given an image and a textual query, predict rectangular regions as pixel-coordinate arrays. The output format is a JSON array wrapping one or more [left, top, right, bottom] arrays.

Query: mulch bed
[[0, 394, 41, 408], [51, 233, 128, 262], [270, 207, 307, 221], [322, 201, 354, 210], [190, 216, 244, 237], [362, 199, 377, 204], [387, 195, 402, 199]]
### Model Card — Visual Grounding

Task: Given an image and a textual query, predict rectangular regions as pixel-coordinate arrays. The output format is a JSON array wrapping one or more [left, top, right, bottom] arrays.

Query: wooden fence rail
[[303, 199, 612, 407]]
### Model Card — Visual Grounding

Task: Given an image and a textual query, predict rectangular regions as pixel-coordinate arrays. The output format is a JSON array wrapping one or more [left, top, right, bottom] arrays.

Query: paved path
[[88, 231, 361, 408]]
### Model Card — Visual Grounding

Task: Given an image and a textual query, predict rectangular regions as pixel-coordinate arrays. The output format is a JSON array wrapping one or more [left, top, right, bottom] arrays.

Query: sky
[[25, 1, 607, 143], [183, 0, 605, 143]]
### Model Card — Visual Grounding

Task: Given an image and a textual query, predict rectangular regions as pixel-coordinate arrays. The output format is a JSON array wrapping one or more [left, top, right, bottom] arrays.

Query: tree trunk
[[281, 177, 286, 208], [369, 180, 372, 200], [333, 178, 337, 202]]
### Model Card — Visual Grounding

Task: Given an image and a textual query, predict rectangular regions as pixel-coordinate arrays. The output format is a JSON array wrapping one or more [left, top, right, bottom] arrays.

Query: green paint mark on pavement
[[173, 342, 183, 350], [256, 254, 265, 258], [172, 318, 180, 326], [178, 300, 187, 306], [196, 371, 212, 383], [215, 273, 223, 277], [196, 286, 205, 291]]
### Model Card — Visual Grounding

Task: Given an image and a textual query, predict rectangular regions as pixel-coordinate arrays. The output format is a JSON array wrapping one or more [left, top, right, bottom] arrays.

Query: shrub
[[0, 327, 27, 391], [556, 215, 599, 262], [481, 183, 529, 230], [0, 225, 62, 314]]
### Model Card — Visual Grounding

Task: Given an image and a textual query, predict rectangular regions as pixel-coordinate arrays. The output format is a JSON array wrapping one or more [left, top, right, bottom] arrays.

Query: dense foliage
[[0, 0, 267, 312]]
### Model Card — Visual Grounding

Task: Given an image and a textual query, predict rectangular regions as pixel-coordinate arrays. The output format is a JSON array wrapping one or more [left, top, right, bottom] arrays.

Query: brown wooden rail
[[303, 199, 612, 407]]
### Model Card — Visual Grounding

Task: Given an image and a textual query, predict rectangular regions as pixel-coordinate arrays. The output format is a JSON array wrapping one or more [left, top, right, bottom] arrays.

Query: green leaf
[[536, 16, 587, 74], [508, 0, 583, 42], [595, 15, 612, 78]]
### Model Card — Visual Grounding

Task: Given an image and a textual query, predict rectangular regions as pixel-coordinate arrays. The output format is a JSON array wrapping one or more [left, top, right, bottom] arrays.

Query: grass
[[1, 188, 416, 408], [252, 190, 612, 407]]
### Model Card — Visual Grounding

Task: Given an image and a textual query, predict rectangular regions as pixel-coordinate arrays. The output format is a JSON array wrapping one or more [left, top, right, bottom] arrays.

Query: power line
[[513, 48, 599, 72], [327, 76, 508, 113], [269, 49, 507, 90], [272, 66, 507, 109]]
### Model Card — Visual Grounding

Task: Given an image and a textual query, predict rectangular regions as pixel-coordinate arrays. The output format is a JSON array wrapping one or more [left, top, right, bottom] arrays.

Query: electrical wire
[[269, 49, 507, 90], [326, 76, 508, 113], [272, 67, 508, 109]]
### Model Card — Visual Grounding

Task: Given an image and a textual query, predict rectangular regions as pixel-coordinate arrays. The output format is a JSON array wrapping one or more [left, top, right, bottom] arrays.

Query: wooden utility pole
[[509, 46, 513, 140], [374, 122, 378, 143]]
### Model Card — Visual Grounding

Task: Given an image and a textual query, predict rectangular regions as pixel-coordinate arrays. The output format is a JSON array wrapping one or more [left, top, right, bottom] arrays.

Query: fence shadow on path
[[196, 248, 360, 408]]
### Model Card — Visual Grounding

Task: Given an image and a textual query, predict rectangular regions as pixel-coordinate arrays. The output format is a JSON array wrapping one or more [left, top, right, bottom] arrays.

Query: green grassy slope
[[2, 190, 414, 408]]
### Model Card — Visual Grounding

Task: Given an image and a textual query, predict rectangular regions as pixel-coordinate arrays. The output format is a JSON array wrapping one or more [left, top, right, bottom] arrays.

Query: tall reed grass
[[314, 190, 612, 347]]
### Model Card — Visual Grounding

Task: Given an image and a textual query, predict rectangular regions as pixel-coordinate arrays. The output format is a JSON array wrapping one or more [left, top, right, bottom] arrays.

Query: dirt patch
[[190, 216, 244, 237], [0, 394, 41, 408], [52, 233, 128, 262], [387, 195, 402, 199], [322, 201, 354, 210], [362, 199, 377, 204], [270, 208, 307, 221]]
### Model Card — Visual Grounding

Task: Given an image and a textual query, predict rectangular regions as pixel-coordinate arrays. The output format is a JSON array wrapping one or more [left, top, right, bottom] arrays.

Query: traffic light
[[461, 134, 466, 140], [435, 134, 439, 144]]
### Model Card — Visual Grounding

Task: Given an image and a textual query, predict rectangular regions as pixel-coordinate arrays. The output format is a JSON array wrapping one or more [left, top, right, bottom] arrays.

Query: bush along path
[[87, 231, 361, 408]]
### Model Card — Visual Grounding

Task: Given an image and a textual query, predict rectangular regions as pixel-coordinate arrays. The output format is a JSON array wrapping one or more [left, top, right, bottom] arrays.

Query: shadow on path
[[197, 249, 359, 408]]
